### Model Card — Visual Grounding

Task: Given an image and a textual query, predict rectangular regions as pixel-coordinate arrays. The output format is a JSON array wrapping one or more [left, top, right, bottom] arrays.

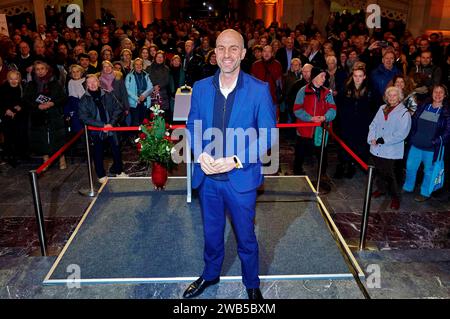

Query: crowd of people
[[0, 9, 449, 206]]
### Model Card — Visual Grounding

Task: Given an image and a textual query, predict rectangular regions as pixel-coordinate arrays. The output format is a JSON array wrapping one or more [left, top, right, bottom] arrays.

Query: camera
[[379, 41, 389, 48]]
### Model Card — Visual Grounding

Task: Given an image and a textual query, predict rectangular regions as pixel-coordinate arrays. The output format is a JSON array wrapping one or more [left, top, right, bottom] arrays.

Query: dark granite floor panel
[[332, 212, 450, 250], [355, 249, 450, 298], [0, 256, 364, 299], [0, 217, 81, 257]]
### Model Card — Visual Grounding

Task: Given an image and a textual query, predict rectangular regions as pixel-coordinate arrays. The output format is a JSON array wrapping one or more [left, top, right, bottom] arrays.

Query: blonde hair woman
[[368, 86, 411, 210], [23, 61, 68, 170], [65, 64, 86, 133]]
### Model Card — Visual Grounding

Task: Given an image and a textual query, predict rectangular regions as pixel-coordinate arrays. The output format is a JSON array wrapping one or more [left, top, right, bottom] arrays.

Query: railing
[[325, 127, 375, 251], [30, 121, 375, 256], [29, 129, 85, 256]]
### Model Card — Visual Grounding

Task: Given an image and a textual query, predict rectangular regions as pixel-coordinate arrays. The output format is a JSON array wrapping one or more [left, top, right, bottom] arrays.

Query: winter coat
[[293, 83, 337, 138], [337, 84, 372, 159], [78, 89, 124, 142], [182, 52, 204, 86], [251, 58, 283, 104], [407, 100, 450, 162], [146, 63, 170, 110], [370, 64, 400, 107], [124, 70, 153, 109], [23, 78, 67, 155], [367, 103, 411, 160]]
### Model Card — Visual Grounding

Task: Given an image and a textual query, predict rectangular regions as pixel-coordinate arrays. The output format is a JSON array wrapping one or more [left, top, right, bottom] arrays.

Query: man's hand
[[104, 124, 113, 128], [370, 139, 377, 145], [38, 102, 54, 110], [311, 116, 325, 123], [138, 95, 146, 103], [211, 157, 236, 174], [5, 109, 15, 118], [38, 103, 48, 110], [304, 46, 312, 56], [14, 105, 21, 112], [368, 41, 380, 51], [198, 152, 218, 175]]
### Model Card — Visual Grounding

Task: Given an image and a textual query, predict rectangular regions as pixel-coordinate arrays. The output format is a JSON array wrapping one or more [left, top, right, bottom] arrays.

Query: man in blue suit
[[184, 29, 277, 300]]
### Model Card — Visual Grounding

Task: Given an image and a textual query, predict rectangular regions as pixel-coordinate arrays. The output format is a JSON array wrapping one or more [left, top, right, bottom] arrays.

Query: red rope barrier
[[325, 127, 369, 171], [87, 122, 320, 132], [87, 126, 141, 131], [276, 123, 320, 128], [36, 129, 85, 175], [86, 124, 367, 170]]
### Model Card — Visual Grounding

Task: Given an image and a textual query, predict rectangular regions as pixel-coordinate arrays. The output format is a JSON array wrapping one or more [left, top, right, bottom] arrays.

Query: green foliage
[[137, 105, 176, 170]]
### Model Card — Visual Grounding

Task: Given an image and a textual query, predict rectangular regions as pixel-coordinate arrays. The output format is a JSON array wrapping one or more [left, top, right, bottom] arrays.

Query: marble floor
[[0, 130, 449, 299]]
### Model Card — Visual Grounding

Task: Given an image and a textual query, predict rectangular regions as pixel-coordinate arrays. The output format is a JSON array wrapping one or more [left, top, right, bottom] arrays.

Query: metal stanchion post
[[186, 138, 192, 203], [316, 122, 327, 194], [29, 170, 47, 256], [79, 126, 97, 197], [359, 165, 375, 251]]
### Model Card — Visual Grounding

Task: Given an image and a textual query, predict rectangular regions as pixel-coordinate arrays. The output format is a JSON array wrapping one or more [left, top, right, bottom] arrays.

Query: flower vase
[[151, 162, 168, 190]]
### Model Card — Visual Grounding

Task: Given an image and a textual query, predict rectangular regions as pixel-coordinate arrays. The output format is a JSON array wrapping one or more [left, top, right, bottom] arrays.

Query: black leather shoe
[[183, 276, 220, 298], [247, 288, 263, 300]]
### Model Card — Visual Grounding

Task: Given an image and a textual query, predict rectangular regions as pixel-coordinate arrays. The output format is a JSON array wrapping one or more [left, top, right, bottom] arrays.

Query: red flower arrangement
[[135, 104, 176, 170]]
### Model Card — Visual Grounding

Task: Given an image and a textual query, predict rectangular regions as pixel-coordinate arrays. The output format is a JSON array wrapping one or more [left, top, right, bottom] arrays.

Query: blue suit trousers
[[199, 176, 260, 289]]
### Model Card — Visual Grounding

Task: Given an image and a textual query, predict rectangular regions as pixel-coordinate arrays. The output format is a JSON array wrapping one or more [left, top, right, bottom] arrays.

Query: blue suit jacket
[[186, 71, 277, 193]]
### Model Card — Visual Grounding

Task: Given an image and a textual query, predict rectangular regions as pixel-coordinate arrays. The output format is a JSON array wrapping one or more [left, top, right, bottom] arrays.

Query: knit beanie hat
[[310, 66, 325, 81]]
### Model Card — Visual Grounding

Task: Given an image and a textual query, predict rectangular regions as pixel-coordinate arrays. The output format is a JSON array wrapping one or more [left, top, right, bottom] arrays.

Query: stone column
[[262, 0, 278, 27], [442, 0, 450, 30], [407, 0, 428, 37], [84, 0, 102, 27], [132, 0, 141, 22], [313, 0, 330, 36], [255, 0, 264, 20], [276, 0, 284, 26], [141, 0, 154, 28], [153, 0, 163, 20], [33, 0, 47, 28]]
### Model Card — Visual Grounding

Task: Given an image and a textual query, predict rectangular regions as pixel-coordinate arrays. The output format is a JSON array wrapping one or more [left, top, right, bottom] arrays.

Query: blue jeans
[[403, 145, 434, 197], [92, 135, 123, 178]]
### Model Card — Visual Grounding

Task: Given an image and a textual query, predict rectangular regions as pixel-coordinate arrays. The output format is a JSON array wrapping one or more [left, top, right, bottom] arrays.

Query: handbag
[[427, 137, 445, 195]]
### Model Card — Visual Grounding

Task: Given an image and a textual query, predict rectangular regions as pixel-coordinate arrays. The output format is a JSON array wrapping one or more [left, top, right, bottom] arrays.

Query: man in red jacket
[[251, 45, 283, 119], [293, 67, 337, 175]]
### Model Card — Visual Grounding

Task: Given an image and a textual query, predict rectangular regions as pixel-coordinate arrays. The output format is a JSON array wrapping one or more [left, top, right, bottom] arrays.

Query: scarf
[[68, 78, 86, 98], [99, 71, 115, 92], [383, 102, 399, 120], [88, 89, 107, 123], [310, 83, 322, 99], [35, 69, 54, 94]]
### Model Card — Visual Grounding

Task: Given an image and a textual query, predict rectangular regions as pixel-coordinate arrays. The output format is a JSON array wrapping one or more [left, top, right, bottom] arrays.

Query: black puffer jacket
[[78, 89, 124, 142], [147, 62, 170, 110]]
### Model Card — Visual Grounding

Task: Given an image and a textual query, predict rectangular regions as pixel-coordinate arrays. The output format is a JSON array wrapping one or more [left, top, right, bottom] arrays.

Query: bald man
[[185, 29, 277, 299], [182, 39, 204, 86]]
